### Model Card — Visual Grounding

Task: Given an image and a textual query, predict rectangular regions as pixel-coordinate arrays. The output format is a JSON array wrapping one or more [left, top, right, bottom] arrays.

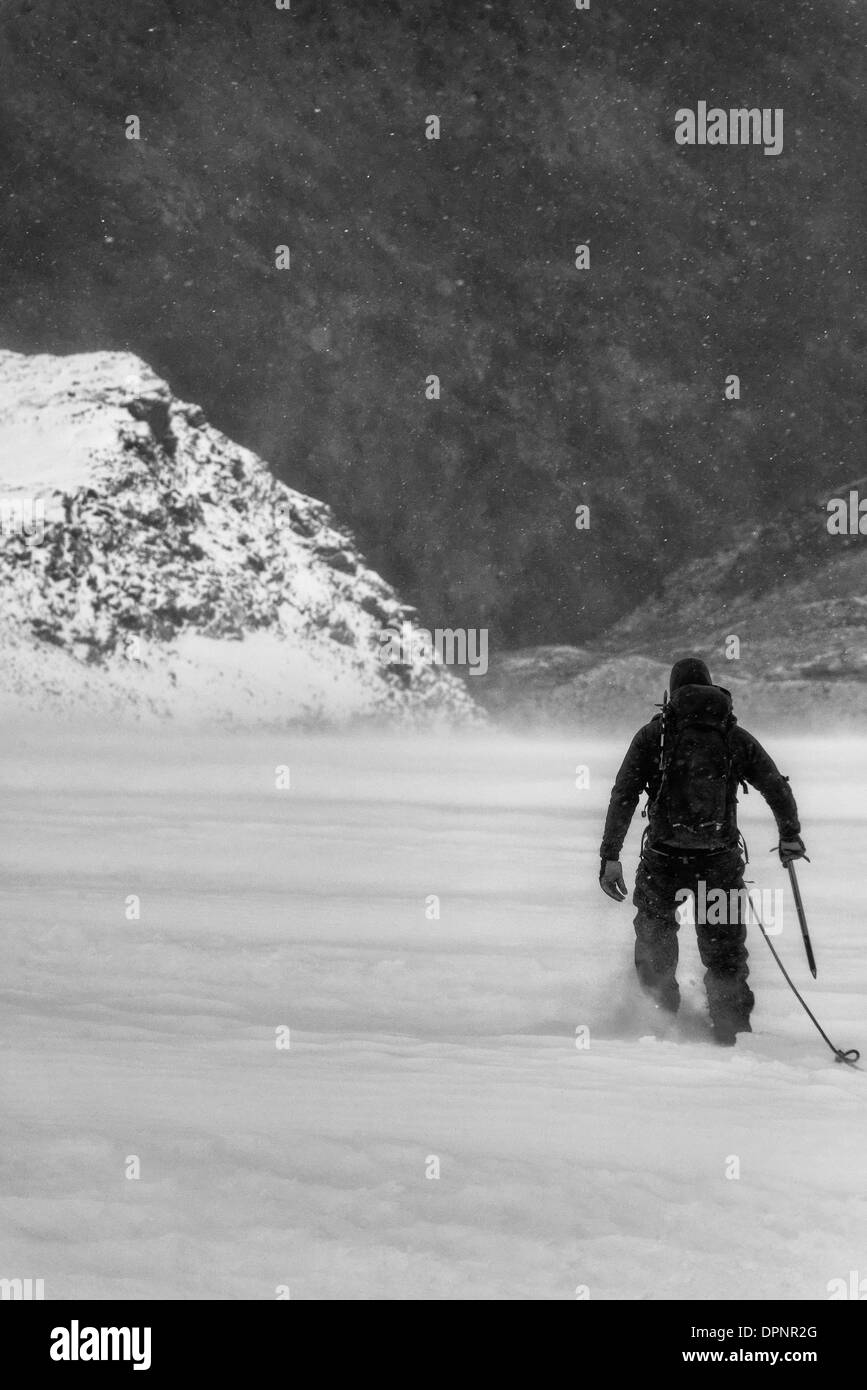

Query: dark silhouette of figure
[[599, 657, 806, 1044]]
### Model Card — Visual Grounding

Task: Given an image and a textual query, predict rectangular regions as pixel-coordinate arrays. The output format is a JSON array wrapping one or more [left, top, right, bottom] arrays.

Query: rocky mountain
[[0, 350, 477, 725], [477, 646, 867, 733], [599, 500, 867, 680], [475, 504, 867, 730], [2, 0, 865, 646]]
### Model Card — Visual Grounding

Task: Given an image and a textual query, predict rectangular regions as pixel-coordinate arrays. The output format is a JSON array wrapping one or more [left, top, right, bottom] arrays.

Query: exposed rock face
[[0, 350, 477, 725], [474, 646, 867, 733]]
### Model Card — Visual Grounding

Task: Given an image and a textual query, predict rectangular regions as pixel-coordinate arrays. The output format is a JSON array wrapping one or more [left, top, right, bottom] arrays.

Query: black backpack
[[649, 684, 739, 850]]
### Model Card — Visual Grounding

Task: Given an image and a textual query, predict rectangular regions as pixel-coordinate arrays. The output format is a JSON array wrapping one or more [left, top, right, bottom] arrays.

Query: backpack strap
[[641, 695, 670, 815], [657, 691, 670, 776], [724, 719, 749, 796]]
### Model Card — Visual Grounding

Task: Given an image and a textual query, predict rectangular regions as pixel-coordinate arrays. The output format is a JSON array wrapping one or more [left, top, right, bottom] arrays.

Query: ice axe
[[751, 865, 859, 1065], [787, 861, 817, 979]]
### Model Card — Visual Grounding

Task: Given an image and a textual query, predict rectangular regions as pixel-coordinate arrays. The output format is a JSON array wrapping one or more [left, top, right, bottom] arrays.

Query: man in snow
[[598, 656, 806, 1044]]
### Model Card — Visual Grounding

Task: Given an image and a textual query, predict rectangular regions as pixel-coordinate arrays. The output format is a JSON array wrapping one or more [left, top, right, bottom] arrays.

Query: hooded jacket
[[599, 692, 801, 863]]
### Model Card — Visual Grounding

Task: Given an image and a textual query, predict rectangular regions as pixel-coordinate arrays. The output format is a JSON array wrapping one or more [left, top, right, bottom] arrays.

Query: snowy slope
[[1, 728, 864, 1300], [477, 646, 867, 732], [0, 350, 476, 725]]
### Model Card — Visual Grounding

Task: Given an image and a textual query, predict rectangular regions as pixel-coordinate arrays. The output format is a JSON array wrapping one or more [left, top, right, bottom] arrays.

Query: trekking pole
[[747, 897, 860, 1066], [787, 862, 817, 979]]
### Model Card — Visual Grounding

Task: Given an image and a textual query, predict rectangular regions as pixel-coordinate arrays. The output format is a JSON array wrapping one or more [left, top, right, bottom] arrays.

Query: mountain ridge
[[0, 348, 478, 726], [2, 0, 865, 643]]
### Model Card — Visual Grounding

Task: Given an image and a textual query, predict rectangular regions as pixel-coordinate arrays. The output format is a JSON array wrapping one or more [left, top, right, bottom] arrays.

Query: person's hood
[[669, 656, 712, 693]]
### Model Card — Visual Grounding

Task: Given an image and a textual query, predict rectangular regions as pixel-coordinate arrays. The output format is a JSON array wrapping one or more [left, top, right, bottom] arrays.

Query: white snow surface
[[1, 727, 864, 1300]]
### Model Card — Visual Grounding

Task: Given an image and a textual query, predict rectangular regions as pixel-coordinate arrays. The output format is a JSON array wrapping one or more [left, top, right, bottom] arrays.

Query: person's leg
[[633, 857, 682, 1012], [695, 855, 755, 1039]]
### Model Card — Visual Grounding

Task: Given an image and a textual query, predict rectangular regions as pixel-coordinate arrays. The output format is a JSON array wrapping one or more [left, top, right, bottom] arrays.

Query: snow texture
[[0, 350, 477, 726], [1, 728, 863, 1300]]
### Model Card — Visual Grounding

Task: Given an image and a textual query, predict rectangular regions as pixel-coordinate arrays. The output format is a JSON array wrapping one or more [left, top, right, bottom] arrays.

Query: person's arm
[[599, 724, 655, 872], [735, 728, 805, 856]]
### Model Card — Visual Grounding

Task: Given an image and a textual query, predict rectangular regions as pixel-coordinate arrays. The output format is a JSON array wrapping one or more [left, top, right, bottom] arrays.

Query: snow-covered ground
[[1, 727, 865, 1300]]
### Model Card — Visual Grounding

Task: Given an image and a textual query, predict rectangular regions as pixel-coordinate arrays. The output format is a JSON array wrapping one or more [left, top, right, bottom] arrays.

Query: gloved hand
[[600, 859, 627, 901], [779, 836, 808, 867]]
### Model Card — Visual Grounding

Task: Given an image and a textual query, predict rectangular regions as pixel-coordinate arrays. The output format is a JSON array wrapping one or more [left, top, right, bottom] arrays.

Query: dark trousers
[[632, 844, 755, 1030]]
